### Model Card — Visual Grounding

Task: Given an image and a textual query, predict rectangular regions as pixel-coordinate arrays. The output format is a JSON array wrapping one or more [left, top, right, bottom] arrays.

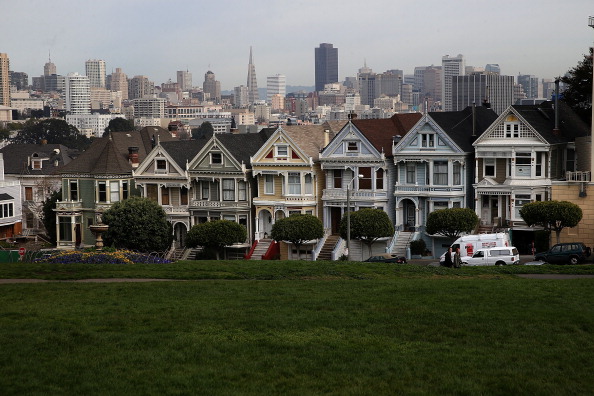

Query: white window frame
[[275, 145, 288, 158], [264, 175, 274, 195], [287, 172, 301, 195], [110, 181, 120, 202], [155, 158, 168, 173], [484, 158, 496, 178], [304, 174, 313, 195], [210, 152, 222, 165]]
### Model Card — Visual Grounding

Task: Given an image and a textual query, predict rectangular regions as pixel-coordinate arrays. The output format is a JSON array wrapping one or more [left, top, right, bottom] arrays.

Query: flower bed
[[36, 250, 171, 264]]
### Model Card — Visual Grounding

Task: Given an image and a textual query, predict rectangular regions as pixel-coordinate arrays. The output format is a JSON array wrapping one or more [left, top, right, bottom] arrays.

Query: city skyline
[[2, 0, 593, 91]]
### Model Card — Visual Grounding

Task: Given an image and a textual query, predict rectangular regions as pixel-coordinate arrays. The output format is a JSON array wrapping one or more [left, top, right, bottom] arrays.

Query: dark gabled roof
[[0, 193, 14, 201], [214, 130, 275, 167], [59, 127, 175, 175], [0, 143, 76, 175], [353, 113, 423, 155], [160, 139, 210, 169], [430, 106, 499, 152], [511, 101, 590, 144]]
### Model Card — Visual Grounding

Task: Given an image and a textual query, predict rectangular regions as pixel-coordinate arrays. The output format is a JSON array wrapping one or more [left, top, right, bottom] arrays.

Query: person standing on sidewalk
[[443, 247, 453, 267], [453, 247, 462, 268]]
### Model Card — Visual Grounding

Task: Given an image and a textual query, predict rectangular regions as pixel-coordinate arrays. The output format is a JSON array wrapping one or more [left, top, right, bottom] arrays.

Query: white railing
[[394, 185, 464, 193], [190, 200, 249, 208], [566, 171, 591, 182], [163, 206, 190, 214], [332, 237, 346, 261], [55, 201, 83, 211], [385, 230, 400, 253], [322, 189, 388, 200], [311, 228, 332, 260]]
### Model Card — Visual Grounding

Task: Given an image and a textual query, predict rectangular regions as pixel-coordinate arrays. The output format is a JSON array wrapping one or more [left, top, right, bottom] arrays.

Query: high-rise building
[[442, 54, 465, 111], [110, 68, 128, 100], [44, 54, 56, 76], [9, 72, 28, 91], [233, 85, 249, 108], [266, 74, 286, 102], [0, 53, 11, 106], [451, 73, 514, 115], [517, 74, 540, 99], [485, 64, 501, 74], [246, 47, 259, 104], [65, 72, 91, 114], [423, 66, 442, 101], [542, 78, 556, 100], [85, 59, 106, 89], [128, 75, 154, 100], [315, 43, 338, 92], [177, 70, 192, 91], [203, 71, 221, 103], [358, 68, 377, 106]]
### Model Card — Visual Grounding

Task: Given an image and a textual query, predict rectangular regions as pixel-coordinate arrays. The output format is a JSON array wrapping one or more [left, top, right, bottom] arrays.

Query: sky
[[2, 0, 594, 91]]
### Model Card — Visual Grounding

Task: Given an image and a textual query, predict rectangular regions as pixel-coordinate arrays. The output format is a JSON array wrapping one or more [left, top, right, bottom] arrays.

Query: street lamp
[[346, 173, 363, 261], [589, 16, 594, 176]]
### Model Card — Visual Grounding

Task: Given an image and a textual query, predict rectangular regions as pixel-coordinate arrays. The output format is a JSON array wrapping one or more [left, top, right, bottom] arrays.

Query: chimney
[[324, 129, 330, 147], [553, 78, 561, 135], [128, 147, 139, 168], [472, 102, 477, 137]]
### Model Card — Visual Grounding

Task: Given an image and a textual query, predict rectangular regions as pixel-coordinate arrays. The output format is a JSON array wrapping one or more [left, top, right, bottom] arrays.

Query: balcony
[[393, 185, 464, 194], [322, 189, 388, 201], [163, 206, 190, 214], [190, 200, 250, 209], [565, 171, 591, 182], [55, 201, 83, 211]]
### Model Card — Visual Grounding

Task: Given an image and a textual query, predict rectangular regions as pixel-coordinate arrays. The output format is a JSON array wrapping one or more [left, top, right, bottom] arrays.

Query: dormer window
[[32, 160, 42, 169], [211, 152, 222, 164], [505, 123, 519, 138], [421, 134, 434, 148], [275, 145, 288, 158], [155, 159, 167, 173]]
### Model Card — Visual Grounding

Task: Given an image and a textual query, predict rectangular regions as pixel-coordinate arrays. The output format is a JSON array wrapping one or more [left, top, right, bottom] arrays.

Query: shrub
[[410, 239, 426, 256]]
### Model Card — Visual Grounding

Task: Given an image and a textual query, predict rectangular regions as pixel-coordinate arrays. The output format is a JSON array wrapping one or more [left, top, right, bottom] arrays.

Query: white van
[[463, 246, 520, 266], [440, 233, 511, 263]]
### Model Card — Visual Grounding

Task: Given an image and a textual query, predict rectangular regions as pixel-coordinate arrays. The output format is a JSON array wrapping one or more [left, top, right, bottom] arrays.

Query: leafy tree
[[186, 220, 247, 259], [339, 208, 394, 256], [561, 47, 592, 127], [425, 208, 479, 239], [520, 200, 582, 244], [191, 121, 214, 140], [271, 214, 324, 259], [13, 118, 92, 150], [102, 197, 173, 252], [103, 117, 135, 136], [41, 189, 62, 244]]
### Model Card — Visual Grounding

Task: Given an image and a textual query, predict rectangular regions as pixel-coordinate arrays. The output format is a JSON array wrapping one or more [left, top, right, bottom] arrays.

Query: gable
[[474, 108, 546, 146], [395, 116, 463, 155], [321, 122, 382, 159], [135, 145, 186, 177], [188, 136, 244, 173], [251, 128, 311, 166]]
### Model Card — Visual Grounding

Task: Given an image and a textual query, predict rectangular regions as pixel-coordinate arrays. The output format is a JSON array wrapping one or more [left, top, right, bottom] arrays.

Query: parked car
[[364, 253, 407, 264], [534, 242, 591, 265], [463, 246, 520, 266]]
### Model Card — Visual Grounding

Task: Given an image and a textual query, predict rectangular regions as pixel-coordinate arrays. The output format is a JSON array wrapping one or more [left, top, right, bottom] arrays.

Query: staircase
[[391, 231, 413, 257], [316, 234, 340, 261], [168, 248, 186, 261], [183, 248, 203, 260], [250, 239, 273, 260]]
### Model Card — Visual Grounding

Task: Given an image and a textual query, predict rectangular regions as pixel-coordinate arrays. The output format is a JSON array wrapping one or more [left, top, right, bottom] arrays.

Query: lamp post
[[346, 173, 363, 261]]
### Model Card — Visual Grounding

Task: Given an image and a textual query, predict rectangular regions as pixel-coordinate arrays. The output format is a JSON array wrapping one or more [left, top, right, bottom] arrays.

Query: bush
[[410, 239, 426, 255]]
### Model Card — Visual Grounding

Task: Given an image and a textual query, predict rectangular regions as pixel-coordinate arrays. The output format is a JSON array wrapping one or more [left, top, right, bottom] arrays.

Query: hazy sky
[[3, 0, 594, 90]]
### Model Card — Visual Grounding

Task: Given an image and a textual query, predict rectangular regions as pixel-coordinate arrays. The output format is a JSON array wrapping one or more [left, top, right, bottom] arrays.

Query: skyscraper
[[85, 59, 106, 89], [246, 47, 259, 104], [203, 71, 221, 103], [451, 73, 514, 115], [128, 75, 154, 99], [315, 43, 338, 92], [442, 54, 465, 111], [177, 70, 192, 91], [0, 53, 10, 106], [110, 68, 129, 100], [44, 53, 56, 76], [266, 74, 286, 102], [65, 72, 91, 114], [517, 74, 540, 99]]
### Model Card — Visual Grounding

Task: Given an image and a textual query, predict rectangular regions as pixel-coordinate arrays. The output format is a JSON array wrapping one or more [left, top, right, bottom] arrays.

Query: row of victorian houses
[[1, 100, 591, 260]]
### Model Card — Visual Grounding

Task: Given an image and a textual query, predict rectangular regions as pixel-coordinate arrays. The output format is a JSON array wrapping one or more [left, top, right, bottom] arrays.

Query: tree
[[102, 197, 173, 252], [191, 121, 214, 140], [271, 214, 324, 259], [103, 117, 135, 136], [13, 118, 92, 150], [339, 208, 394, 256], [520, 200, 583, 244], [41, 189, 61, 244], [186, 220, 247, 259], [561, 47, 592, 127], [425, 208, 479, 239]]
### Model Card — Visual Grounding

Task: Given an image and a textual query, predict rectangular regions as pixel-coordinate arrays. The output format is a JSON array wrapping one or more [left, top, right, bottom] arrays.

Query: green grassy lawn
[[1, 261, 593, 395]]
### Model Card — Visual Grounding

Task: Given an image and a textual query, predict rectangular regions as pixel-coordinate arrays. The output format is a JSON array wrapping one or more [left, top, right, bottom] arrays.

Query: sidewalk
[[407, 255, 536, 267]]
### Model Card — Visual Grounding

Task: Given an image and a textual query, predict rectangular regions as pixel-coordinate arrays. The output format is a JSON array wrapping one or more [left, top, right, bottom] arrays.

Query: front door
[[404, 200, 416, 230], [331, 207, 342, 234]]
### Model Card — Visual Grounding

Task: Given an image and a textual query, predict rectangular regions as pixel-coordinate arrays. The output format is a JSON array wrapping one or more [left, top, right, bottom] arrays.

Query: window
[[514, 194, 531, 218], [69, 180, 78, 201], [453, 162, 461, 185], [484, 158, 495, 177], [264, 175, 274, 194], [406, 164, 416, 184], [161, 187, 170, 205], [453, 201, 461, 208], [0, 202, 14, 218], [346, 141, 358, 153], [223, 179, 235, 201], [289, 210, 301, 216], [304, 174, 313, 194], [25, 187, 33, 201], [147, 184, 158, 202], [211, 181, 220, 201], [122, 181, 129, 200], [536, 153, 542, 177], [566, 149, 575, 173], [288, 172, 301, 194], [433, 201, 448, 211], [110, 181, 120, 202], [505, 123, 519, 138], [238, 181, 246, 201], [202, 181, 209, 199], [276, 145, 288, 157], [359, 168, 372, 189], [333, 169, 342, 188], [515, 153, 531, 177], [421, 134, 434, 148], [433, 161, 447, 185], [59, 217, 72, 242], [181, 187, 188, 205], [98, 181, 107, 202], [155, 159, 167, 173], [32, 160, 42, 169], [376, 168, 384, 190], [211, 153, 222, 164]]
